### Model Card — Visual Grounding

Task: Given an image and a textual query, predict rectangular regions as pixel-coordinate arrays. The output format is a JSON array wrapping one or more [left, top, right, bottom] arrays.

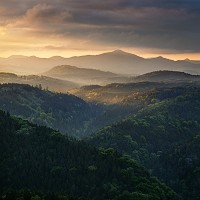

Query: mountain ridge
[[0, 72, 79, 92], [1, 50, 200, 75], [42, 65, 129, 85]]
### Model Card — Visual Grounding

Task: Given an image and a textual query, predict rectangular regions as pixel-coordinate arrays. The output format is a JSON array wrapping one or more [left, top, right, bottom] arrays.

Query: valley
[[1, 1, 200, 199], [1, 59, 200, 200]]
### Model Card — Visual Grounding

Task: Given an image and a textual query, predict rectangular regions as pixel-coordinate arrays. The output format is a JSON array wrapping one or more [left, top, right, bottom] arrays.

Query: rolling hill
[[69, 71, 200, 135], [0, 83, 169, 137], [0, 72, 79, 92], [42, 65, 129, 85], [133, 70, 200, 82], [184, 59, 200, 65], [87, 88, 200, 199], [70, 71, 200, 105], [1, 79, 197, 138], [0, 84, 93, 137]]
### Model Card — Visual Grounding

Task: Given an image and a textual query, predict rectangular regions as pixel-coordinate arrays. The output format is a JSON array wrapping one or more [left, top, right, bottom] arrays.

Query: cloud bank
[[0, 0, 199, 56]]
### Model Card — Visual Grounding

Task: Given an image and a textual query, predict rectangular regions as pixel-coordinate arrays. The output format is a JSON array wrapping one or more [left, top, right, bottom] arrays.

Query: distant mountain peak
[[110, 49, 134, 55], [184, 58, 191, 62], [112, 49, 126, 54], [106, 50, 144, 60], [155, 56, 169, 60]]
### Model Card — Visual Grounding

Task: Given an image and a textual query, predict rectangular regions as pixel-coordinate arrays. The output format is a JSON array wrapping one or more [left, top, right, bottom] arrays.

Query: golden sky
[[0, 0, 200, 60]]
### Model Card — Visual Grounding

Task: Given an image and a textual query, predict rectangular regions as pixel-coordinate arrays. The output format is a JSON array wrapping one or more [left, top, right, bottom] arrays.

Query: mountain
[[184, 59, 200, 65], [1, 83, 147, 137], [133, 70, 200, 82], [70, 81, 200, 135], [64, 50, 144, 75], [87, 88, 200, 199], [58, 50, 200, 75], [0, 110, 178, 200], [0, 55, 68, 74], [0, 84, 93, 137], [70, 82, 166, 105], [42, 65, 129, 85], [0, 82, 170, 137], [70, 73, 200, 106], [1, 80, 196, 140], [69, 70, 200, 135], [0, 72, 79, 93], [1, 50, 200, 75]]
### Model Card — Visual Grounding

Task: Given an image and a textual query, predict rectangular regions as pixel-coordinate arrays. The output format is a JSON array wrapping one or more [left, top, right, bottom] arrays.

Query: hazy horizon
[[0, 49, 200, 61]]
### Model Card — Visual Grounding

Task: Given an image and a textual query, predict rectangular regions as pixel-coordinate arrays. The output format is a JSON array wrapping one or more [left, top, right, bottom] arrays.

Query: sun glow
[[0, 23, 199, 60]]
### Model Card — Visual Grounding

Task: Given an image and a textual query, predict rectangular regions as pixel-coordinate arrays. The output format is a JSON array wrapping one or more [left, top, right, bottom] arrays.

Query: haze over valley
[[1, 51, 200, 200]]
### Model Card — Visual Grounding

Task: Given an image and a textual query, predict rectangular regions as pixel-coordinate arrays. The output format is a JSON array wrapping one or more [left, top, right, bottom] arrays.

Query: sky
[[0, 0, 200, 60]]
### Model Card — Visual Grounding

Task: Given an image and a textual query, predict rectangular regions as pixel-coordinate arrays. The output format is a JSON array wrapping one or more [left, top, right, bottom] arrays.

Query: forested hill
[[0, 110, 178, 200], [0, 72, 79, 93], [1, 83, 200, 139], [133, 70, 200, 82], [88, 88, 200, 199], [0, 83, 93, 137]]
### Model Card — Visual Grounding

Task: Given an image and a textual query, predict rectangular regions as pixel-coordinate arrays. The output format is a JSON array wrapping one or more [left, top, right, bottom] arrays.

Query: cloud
[[0, 0, 199, 53]]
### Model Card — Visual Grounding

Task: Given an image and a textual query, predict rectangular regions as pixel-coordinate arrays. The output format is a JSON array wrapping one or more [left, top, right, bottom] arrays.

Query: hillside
[[0, 81, 190, 138], [134, 70, 200, 82], [1, 50, 200, 75], [43, 65, 129, 85], [0, 83, 143, 137], [0, 82, 197, 139], [87, 89, 200, 199], [0, 73, 79, 93], [0, 110, 178, 200], [184, 59, 200, 65], [70, 71, 200, 106], [70, 82, 200, 135], [0, 82, 166, 137], [70, 80, 200, 105], [0, 84, 92, 137]]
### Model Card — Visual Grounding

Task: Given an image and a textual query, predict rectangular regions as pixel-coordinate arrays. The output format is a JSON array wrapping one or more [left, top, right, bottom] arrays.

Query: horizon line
[[0, 49, 199, 61]]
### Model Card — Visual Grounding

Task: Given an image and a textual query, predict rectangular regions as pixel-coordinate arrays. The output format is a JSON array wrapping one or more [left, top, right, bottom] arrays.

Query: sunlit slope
[[88, 89, 200, 199]]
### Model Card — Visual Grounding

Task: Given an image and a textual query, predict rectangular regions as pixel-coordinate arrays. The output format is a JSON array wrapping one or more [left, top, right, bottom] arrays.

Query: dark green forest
[[0, 110, 177, 200], [1, 83, 198, 138], [1, 72, 200, 200], [0, 84, 94, 137], [88, 88, 200, 199], [0, 83, 174, 137]]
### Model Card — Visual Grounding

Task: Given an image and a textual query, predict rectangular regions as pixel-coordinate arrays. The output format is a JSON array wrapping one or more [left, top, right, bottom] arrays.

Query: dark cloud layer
[[0, 0, 200, 52]]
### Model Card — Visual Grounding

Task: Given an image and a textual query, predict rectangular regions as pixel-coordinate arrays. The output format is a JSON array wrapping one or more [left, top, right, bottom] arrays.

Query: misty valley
[[1, 51, 200, 200]]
